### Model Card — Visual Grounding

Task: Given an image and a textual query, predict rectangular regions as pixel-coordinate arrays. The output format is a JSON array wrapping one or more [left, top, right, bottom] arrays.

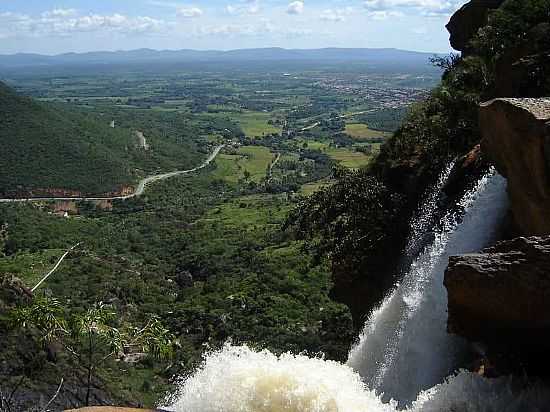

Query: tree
[[11, 298, 174, 406]]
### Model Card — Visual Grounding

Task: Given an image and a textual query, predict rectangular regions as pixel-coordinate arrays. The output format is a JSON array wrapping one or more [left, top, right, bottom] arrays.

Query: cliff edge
[[480, 98, 550, 235]]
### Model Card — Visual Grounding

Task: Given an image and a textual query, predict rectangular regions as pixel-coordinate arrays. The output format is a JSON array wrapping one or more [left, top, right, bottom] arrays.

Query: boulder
[[444, 236, 550, 356], [446, 0, 504, 53], [480, 98, 550, 235]]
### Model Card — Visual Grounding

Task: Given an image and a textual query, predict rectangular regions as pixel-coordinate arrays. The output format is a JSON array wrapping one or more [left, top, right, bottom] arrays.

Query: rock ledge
[[444, 236, 550, 355], [480, 98, 550, 235]]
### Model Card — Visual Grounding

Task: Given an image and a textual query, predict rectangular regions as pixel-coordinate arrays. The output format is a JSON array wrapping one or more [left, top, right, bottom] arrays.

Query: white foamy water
[[164, 344, 550, 412], [164, 343, 396, 412], [164, 171, 550, 412], [347, 172, 509, 405]]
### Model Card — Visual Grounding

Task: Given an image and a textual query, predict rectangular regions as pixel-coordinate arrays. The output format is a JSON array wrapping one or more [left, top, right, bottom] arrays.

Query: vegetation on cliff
[[287, 0, 550, 323]]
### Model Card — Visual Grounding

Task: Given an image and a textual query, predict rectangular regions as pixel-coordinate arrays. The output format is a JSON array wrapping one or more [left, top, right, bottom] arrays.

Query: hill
[[0, 47, 437, 69], [0, 82, 201, 198]]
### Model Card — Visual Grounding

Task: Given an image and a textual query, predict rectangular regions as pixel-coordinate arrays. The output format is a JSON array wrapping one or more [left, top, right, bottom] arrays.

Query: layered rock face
[[480, 98, 550, 235], [445, 236, 550, 354]]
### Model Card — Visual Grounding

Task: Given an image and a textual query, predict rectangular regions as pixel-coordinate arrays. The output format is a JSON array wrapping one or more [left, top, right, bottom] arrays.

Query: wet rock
[[443, 144, 489, 199], [480, 98, 550, 235], [444, 236, 550, 361]]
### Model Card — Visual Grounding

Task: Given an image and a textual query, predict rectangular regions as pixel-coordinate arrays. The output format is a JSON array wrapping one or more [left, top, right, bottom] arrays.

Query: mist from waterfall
[[164, 170, 550, 412]]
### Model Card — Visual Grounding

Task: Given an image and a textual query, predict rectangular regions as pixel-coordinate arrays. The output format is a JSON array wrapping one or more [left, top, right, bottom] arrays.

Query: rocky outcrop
[[444, 236, 550, 361], [446, 0, 504, 53], [480, 98, 550, 235]]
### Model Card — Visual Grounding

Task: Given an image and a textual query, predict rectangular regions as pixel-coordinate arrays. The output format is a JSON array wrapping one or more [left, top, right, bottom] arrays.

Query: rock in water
[[480, 98, 550, 235]]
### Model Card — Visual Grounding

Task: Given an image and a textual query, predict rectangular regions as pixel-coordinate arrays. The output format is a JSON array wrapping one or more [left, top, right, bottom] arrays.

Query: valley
[[2, 0, 550, 410], [0, 61, 434, 408]]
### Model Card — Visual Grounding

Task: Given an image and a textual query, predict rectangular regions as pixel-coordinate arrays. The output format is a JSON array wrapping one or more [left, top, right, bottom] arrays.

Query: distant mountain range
[[0, 48, 438, 69]]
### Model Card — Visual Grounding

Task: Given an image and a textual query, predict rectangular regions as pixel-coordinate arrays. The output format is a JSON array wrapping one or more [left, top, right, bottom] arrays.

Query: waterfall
[[164, 170, 550, 412], [347, 170, 508, 406]]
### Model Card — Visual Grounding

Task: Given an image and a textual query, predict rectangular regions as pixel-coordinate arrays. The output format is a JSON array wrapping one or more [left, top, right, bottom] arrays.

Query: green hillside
[[0, 82, 202, 197]]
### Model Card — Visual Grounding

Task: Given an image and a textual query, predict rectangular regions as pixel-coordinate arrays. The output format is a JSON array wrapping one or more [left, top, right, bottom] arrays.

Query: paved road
[[0, 145, 224, 203]]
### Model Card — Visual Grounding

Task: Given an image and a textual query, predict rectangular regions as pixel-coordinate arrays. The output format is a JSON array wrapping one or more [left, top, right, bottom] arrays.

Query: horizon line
[[0, 46, 452, 58]]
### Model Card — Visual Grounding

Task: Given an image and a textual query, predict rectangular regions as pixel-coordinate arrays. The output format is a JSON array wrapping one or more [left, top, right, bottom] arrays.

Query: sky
[[0, 0, 467, 55]]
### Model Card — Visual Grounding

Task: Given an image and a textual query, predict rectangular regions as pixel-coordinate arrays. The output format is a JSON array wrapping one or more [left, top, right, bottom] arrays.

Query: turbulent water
[[347, 171, 509, 405], [165, 171, 550, 412]]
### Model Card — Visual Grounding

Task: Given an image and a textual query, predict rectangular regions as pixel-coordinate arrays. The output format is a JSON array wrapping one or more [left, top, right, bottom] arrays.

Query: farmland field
[[325, 147, 372, 169], [344, 123, 390, 140], [234, 111, 281, 138]]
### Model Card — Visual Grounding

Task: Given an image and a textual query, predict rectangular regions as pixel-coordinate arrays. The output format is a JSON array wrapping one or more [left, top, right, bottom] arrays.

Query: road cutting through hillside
[[0, 145, 224, 203]]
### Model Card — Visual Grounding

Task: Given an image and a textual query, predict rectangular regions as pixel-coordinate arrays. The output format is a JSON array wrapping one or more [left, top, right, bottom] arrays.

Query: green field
[[300, 179, 334, 196], [0, 249, 66, 287], [213, 146, 276, 183], [325, 147, 372, 169], [234, 111, 280, 138], [203, 193, 290, 231], [211, 153, 243, 183], [344, 123, 390, 140], [237, 146, 276, 181]]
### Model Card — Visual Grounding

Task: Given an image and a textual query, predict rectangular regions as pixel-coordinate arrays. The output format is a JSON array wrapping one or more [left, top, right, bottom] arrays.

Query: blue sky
[[0, 0, 467, 54]]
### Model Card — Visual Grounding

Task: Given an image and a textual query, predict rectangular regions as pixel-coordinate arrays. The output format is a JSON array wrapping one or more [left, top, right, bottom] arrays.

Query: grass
[[303, 140, 329, 150], [0, 249, 66, 287], [325, 147, 372, 169], [212, 146, 275, 183], [233, 111, 280, 138], [300, 179, 334, 196], [211, 153, 243, 183], [298, 139, 372, 169], [237, 146, 275, 182], [344, 123, 390, 140], [204, 193, 290, 230]]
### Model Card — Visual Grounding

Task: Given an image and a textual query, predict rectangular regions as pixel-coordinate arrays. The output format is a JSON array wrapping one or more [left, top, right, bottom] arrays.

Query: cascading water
[[164, 170, 550, 412], [347, 170, 509, 405]]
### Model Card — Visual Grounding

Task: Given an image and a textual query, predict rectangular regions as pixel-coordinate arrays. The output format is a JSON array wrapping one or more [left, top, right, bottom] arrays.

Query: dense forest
[[0, 83, 204, 197]]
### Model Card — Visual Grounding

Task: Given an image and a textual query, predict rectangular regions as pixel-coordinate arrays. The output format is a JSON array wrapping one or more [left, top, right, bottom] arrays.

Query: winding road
[[0, 145, 224, 203]]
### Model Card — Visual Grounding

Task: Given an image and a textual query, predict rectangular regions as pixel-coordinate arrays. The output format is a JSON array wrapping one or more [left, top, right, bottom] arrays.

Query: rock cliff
[[445, 236, 550, 345], [480, 98, 550, 235], [446, 0, 504, 53]]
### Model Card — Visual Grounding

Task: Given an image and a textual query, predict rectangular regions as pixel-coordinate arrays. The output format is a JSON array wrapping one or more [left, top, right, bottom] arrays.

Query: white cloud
[[368, 10, 404, 20], [320, 7, 353, 22], [0, 10, 166, 39], [42, 8, 77, 18], [287, 1, 304, 15], [225, 0, 261, 16], [177, 6, 203, 18], [194, 21, 312, 39], [363, 0, 461, 17]]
